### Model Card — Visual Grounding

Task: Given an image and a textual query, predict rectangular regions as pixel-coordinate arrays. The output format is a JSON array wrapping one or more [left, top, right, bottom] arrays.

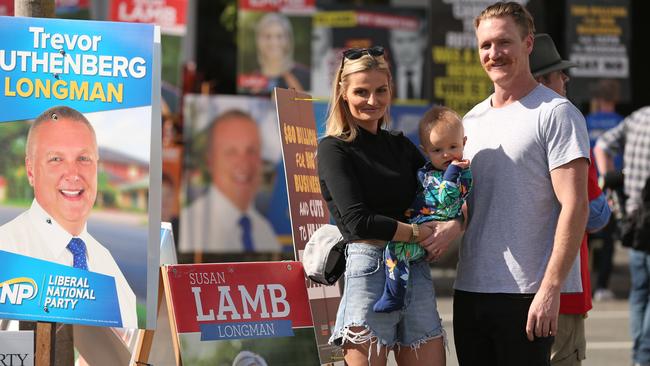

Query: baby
[[374, 105, 473, 313]]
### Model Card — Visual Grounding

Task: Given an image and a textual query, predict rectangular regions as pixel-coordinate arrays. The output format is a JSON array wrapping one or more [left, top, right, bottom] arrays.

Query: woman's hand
[[419, 219, 463, 261]]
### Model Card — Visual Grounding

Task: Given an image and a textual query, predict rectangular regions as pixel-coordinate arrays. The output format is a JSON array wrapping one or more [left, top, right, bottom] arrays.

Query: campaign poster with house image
[[0, 16, 161, 329]]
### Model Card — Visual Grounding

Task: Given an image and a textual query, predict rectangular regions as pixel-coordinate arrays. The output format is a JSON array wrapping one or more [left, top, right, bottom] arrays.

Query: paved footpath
[[388, 244, 633, 366]]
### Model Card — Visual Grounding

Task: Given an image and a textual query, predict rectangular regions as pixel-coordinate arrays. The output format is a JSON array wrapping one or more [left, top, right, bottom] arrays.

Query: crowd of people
[[149, 1, 646, 365], [313, 1, 649, 366]]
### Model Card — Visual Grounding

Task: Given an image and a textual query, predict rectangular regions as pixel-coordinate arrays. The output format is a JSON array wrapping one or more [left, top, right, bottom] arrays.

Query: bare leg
[[394, 336, 445, 366], [342, 327, 389, 366]]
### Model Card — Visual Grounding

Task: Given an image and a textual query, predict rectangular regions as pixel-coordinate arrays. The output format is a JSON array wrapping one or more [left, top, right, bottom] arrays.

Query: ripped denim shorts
[[328, 242, 444, 349]]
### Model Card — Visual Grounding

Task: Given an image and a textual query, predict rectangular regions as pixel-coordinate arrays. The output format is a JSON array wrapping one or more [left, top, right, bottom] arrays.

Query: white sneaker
[[593, 288, 615, 302]]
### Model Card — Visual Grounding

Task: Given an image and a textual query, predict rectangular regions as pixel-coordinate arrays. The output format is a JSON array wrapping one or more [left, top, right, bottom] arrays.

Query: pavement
[[387, 242, 633, 366]]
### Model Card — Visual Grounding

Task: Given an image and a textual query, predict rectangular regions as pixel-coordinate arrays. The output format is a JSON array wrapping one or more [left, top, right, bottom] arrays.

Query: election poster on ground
[[162, 261, 319, 365], [275, 87, 343, 365], [565, 0, 631, 104], [0, 16, 161, 329], [179, 94, 293, 260]]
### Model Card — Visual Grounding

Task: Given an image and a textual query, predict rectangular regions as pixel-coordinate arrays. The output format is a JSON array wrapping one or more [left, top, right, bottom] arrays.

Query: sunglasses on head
[[342, 46, 385, 61], [340, 46, 385, 68]]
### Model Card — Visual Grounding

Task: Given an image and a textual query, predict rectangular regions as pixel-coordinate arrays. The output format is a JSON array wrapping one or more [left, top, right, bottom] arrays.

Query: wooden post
[[132, 267, 183, 366], [35, 323, 55, 366], [14, 0, 55, 17]]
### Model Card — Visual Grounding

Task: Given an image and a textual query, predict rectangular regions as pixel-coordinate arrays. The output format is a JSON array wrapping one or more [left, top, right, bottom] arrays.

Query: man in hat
[[530, 33, 611, 366]]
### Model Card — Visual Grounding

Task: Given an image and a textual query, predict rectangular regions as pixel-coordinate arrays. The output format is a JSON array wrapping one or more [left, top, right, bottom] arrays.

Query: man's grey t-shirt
[[456, 84, 590, 294]]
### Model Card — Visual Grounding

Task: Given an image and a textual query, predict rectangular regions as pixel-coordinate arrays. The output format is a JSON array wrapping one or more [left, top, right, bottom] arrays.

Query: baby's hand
[[451, 159, 470, 169]]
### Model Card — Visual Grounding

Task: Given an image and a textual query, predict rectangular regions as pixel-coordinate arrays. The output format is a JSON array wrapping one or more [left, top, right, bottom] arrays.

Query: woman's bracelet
[[410, 223, 419, 242]]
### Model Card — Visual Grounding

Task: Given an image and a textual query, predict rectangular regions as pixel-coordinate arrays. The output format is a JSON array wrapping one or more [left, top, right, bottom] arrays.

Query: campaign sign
[[165, 262, 311, 339], [275, 88, 343, 365], [110, 0, 188, 36], [0, 250, 121, 327], [0, 331, 33, 366], [0, 16, 153, 121], [0, 15, 161, 329]]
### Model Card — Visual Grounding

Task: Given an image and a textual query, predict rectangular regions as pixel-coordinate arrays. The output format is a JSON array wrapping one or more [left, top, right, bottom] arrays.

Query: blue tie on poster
[[67, 238, 89, 270], [238, 215, 255, 252], [0, 250, 122, 327]]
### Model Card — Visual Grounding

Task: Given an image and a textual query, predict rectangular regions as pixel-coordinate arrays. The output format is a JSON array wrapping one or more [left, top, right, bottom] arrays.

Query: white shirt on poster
[[0, 200, 138, 329], [179, 185, 281, 253], [395, 60, 423, 100]]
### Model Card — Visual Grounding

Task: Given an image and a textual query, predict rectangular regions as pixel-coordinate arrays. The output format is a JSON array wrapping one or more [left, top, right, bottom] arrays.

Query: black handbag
[[620, 176, 650, 252]]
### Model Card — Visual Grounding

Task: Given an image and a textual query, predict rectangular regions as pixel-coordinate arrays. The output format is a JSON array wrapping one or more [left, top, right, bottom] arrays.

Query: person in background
[[530, 32, 611, 366], [0, 105, 137, 328], [585, 79, 625, 302], [318, 46, 449, 366], [594, 106, 650, 366], [179, 109, 281, 254], [453, 3, 590, 365]]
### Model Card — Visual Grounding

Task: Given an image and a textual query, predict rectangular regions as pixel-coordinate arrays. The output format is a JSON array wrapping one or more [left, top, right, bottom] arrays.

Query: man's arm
[[525, 158, 589, 341], [593, 145, 615, 176]]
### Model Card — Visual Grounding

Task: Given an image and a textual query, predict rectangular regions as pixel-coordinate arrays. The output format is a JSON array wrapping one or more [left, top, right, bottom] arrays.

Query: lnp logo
[[0, 277, 37, 305]]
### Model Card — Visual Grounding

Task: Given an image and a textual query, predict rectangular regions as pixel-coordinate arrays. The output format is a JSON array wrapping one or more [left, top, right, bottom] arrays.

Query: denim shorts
[[328, 242, 444, 349]]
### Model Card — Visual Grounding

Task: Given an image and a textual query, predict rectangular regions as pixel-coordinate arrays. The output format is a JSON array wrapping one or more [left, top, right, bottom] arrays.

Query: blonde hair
[[324, 52, 393, 142], [418, 105, 462, 148], [474, 1, 535, 39]]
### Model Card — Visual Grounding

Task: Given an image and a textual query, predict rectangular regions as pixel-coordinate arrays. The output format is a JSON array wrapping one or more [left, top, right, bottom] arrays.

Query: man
[[530, 33, 611, 366], [179, 109, 281, 253], [453, 3, 590, 365], [594, 106, 650, 366], [585, 79, 624, 302], [389, 26, 427, 100], [0, 106, 137, 328]]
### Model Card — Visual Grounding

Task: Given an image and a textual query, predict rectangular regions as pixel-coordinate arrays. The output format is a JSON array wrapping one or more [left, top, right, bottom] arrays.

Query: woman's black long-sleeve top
[[317, 127, 426, 242]]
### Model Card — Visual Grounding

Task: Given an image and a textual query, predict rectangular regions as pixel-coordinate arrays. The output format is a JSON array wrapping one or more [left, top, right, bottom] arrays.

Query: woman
[[317, 46, 453, 365], [251, 12, 310, 94]]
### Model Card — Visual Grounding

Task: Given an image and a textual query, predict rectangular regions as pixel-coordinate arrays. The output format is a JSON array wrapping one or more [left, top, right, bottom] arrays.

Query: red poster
[[165, 262, 312, 336], [109, 0, 188, 35], [0, 0, 13, 16]]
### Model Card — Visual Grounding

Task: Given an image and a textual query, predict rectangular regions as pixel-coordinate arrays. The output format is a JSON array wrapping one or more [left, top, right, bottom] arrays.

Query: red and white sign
[[165, 262, 312, 334], [110, 0, 187, 36]]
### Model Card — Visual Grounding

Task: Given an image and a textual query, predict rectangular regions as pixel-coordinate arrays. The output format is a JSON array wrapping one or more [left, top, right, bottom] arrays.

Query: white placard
[[0, 331, 34, 366]]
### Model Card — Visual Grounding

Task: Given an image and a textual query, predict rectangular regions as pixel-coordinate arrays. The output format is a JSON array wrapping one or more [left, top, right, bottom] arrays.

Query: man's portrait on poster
[[0, 105, 137, 329]]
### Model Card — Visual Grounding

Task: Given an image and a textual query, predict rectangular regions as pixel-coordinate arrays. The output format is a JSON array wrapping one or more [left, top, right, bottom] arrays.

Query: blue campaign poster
[[0, 16, 153, 120], [0, 16, 161, 329], [0, 250, 122, 327]]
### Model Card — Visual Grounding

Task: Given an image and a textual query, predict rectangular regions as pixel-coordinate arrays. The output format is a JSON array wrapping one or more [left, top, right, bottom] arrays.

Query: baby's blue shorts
[[328, 242, 445, 350]]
